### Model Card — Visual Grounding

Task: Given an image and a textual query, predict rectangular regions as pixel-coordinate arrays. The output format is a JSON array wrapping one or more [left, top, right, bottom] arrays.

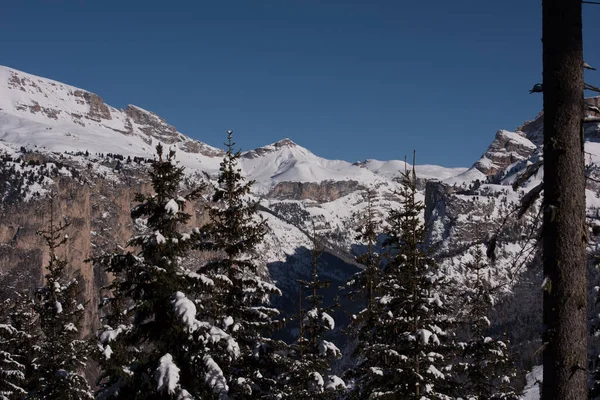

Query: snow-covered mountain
[[0, 65, 466, 191], [0, 65, 470, 299], [3, 65, 598, 305], [7, 66, 600, 396], [0, 65, 469, 341]]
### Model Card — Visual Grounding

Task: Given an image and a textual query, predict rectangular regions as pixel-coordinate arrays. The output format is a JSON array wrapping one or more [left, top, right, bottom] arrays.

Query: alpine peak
[[272, 138, 297, 148]]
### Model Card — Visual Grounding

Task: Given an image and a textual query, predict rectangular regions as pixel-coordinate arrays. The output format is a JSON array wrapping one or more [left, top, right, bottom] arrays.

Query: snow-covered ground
[[521, 366, 542, 400]]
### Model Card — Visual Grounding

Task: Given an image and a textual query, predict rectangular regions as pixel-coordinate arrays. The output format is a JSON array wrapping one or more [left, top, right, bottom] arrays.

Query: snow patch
[[155, 353, 180, 395]]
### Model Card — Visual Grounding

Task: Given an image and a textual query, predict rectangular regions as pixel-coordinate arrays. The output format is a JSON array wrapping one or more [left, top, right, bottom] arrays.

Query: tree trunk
[[542, 0, 587, 398]]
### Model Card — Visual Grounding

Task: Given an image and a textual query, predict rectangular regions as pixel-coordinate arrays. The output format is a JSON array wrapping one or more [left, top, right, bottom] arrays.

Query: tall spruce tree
[[454, 247, 519, 400], [346, 189, 381, 316], [197, 130, 286, 398], [341, 189, 382, 386], [94, 144, 237, 399], [348, 161, 456, 399], [284, 222, 344, 398], [32, 198, 93, 399]]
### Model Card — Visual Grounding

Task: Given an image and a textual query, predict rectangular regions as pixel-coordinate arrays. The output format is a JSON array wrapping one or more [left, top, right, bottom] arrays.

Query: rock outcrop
[[242, 138, 298, 159], [124, 105, 179, 144], [473, 130, 537, 176], [473, 96, 600, 177], [266, 180, 362, 203], [73, 90, 112, 121]]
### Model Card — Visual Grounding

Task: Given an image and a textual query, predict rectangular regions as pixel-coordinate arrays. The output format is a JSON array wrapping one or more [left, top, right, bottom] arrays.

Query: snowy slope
[[241, 139, 386, 191], [521, 366, 542, 400], [0, 66, 466, 190], [0, 66, 226, 172], [241, 139, 468, 192], [359, 159, 467, 182]]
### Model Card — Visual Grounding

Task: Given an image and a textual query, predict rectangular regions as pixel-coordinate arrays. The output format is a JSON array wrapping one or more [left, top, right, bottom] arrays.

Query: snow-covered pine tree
[[348, 160, 456, 399], [340, 189, 383, 386], [94, 144, 237, 399], [2, 291, 40, 398], [454, 247, 520, 400], [0, 298, 27, 400], [284, 222, 345, 399], [346, 189, 381, 316], [32, 198, 93, 399], [197, 130, 286, 398]]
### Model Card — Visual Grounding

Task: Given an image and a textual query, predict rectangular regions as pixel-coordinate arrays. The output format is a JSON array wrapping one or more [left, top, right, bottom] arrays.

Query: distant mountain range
[[0, 65, 468, 191]]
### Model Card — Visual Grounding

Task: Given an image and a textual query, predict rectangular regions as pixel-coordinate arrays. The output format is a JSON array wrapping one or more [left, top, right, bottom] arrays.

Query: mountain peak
[[242, 138, 303, 160], [0, 65, 224, 160], [272, 138, 297, 148]]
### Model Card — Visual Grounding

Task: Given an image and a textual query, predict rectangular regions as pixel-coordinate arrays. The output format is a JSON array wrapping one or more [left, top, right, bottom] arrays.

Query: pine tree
[[341, 189, 383, 387], [4, 291, 40, 398], [197, 130, 286, 398], [284, 222, 345, 398], [348, 161, 456, 399], [32, 198, 93, 399], [454, 247, 519, 400], [94, 144, 237, 399], [0, 299, 27, 400], [346, 189, 381, 316]]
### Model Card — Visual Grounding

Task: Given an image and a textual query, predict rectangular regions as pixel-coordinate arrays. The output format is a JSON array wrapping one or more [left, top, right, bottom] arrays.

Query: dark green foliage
[[345, 189, 383, 320], [283, 223, 344, 398], [453, 247, 520, 400], [94, 144, 230, 399], [347, 164, 456, 399], [592, 273, 600, 399], [197, 131, 286, 398], [30, 198, 93, 399], [1, 291, 40, 400], [0, 299, 27, 400]]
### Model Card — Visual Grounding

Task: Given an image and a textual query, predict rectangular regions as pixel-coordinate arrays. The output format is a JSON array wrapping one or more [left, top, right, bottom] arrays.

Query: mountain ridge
[[0, 65, 467, 189]]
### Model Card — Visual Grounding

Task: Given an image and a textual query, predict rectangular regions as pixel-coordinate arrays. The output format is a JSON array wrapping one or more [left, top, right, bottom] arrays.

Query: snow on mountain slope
[[0, 65, 224, 171], [471, 129, 537, 177], [442, 166, 488, 186], [358, 159, 467, 182], [0, 65, 467, 286], [241, 139, 387, 191], [241, 138, 466, 192], [0, 65, 465, 190]]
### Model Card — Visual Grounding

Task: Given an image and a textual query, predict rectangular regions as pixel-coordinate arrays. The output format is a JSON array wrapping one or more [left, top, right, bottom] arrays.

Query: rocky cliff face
[[0, 154, 215, 336], [473, 130, 538, 176], [0, 66, 225, 161], [73, 90, 112, 121], [266, 180, 362, 203], [124, 105, 178, 144], [8, 70, 114, 124], [473, 97, 600, 177]]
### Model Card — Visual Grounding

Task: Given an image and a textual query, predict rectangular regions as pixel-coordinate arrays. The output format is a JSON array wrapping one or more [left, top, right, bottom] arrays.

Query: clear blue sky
[[2, 0, 599, 167]]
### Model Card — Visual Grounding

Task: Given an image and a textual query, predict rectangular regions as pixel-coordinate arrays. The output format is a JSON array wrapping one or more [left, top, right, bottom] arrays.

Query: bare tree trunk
[[542, 0, 587, 399]]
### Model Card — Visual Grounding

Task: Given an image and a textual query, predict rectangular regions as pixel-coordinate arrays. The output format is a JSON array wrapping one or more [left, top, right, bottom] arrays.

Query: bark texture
[[542, 0, 587, 399]]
